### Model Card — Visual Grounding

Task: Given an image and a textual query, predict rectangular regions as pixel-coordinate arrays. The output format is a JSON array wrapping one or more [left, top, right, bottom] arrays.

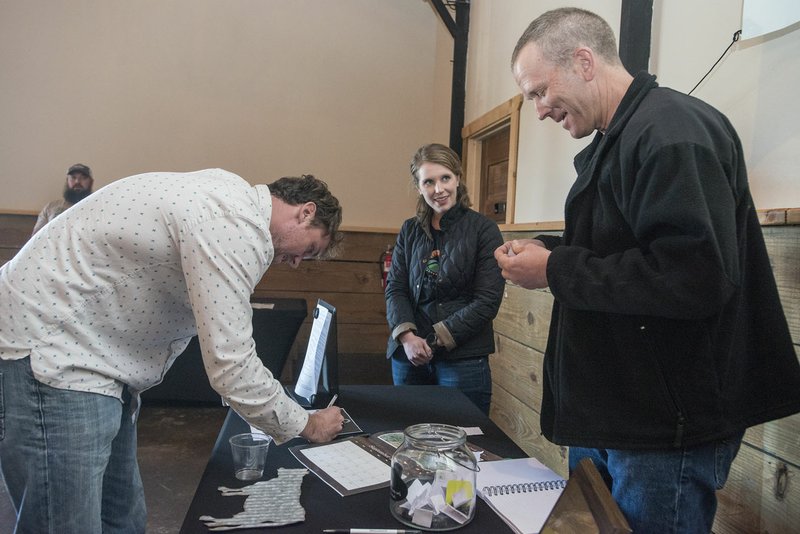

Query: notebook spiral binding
[[482, 479, 567, 496]]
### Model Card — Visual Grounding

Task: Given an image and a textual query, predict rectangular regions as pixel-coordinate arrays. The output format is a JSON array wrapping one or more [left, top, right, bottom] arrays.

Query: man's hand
[[300, 406, 345, 443], [494, 239, 551, 289], [399, 331, 432, 366]]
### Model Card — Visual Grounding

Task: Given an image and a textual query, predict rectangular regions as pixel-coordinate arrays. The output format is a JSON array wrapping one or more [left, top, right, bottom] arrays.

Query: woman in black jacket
[[385, 143, 505, 414]]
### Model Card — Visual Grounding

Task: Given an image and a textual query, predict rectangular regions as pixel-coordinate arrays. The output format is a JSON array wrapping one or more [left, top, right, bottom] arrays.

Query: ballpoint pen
[[322, 529, 422, 534], [326, 394, 338, 408]]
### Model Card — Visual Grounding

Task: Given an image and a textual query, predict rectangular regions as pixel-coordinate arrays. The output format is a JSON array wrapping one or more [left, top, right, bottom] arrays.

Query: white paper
[[294, 303, 331, 400], [299, 439, 389, 491]]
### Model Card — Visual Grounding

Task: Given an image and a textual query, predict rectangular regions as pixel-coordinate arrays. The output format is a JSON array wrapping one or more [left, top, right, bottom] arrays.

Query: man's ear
[[300, 202, 317, 222], [574, 47, 595, 81]]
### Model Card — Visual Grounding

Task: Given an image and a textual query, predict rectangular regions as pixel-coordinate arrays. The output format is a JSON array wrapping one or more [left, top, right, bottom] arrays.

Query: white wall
[[0, 0, 453, 228], [467, 0, 800, 223], [652, 0, 800, 212]]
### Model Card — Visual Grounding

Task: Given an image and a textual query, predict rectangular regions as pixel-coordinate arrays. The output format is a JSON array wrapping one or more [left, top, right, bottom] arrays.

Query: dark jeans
[[569, 431, 744, 534], [391, 355, 492, 415]]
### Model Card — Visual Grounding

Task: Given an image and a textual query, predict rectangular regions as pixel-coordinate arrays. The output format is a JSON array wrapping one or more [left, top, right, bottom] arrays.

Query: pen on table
[[322, 529, 422, 534], [326, 394, 338, 408]]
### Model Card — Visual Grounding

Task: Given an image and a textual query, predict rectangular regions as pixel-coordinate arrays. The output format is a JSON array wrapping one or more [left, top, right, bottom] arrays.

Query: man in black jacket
[[495, 8, 800, 533]]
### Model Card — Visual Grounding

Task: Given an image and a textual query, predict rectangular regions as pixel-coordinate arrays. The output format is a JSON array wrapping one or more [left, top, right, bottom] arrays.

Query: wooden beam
[[619, 0, 653, 74]]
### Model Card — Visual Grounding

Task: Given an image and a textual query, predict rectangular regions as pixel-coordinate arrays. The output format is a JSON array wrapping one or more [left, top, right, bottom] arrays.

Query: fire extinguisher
[[381, 244, 393, 289]]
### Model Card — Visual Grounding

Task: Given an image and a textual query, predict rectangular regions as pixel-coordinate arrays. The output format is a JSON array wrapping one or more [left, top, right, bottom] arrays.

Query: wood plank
[[499, 222, 565, 232], [340, 226, 399, 234], [763, 226, 799, 343], [1, 248, 19, 266], [292, 322, 388, 356], [757, 208, 787, 226], [489, 382, 569, 478], [490, 333, 543, 411], [713, 443, 800, 534], [0, 213, 35, 247], [501, 230, 561, 242], [493, 283, 554, 353], [250, 291, 388, 325], [743, 411, 800, 470], [339, 231, 398, 262], [461, 96, 515, 138], [255, 260, 383, 294]]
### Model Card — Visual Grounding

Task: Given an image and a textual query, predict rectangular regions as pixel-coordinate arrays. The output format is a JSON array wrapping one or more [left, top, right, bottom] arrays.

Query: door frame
[[461, 94, 523, 226]]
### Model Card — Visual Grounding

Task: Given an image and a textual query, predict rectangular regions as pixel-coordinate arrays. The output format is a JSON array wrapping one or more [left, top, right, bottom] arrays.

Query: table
[[142, 297, 307, 404], [180, 385, 528, 533]]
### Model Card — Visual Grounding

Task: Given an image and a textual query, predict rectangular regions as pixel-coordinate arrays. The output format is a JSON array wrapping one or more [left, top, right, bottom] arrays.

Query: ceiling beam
[[430, 0, 470, 157]]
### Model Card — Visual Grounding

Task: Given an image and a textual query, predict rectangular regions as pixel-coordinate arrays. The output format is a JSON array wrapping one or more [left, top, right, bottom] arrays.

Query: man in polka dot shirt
[[0, 168, 346, 533]]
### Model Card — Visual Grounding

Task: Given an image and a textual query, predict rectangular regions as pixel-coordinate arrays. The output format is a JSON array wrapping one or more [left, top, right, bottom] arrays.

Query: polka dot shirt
[[0, 169, 309, 443]]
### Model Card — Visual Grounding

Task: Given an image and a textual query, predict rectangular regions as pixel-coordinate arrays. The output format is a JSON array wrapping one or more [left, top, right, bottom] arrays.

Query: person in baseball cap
[[32, 163, 94, 234]]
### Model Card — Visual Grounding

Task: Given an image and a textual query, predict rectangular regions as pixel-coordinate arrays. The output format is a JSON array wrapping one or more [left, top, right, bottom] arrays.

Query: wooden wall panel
[[713, 443, 799, 534], [490, 333, 542, 411], [0, 212, 35, 264], [490, 383, 569, 477], [493, 284, 553, 353], [255, 261, 383, 294], [338, 231, 397, 262], [490, 276, 563, 476], [763, 226, 799, 341], [250, 290, 388, 325], [744, 411, 800, 472], [292, 322, 388, 355]]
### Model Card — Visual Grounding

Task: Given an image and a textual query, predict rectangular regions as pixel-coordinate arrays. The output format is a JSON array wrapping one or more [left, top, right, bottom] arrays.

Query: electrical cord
[[688, 30, 742, 95]]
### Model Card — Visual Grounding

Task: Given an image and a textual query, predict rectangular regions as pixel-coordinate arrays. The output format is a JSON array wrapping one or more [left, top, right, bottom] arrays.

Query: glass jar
[[389, 423, 478, 531]]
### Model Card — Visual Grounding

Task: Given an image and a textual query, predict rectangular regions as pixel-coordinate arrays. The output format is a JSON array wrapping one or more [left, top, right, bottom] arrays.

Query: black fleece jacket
[[539, 72, 800, 449]]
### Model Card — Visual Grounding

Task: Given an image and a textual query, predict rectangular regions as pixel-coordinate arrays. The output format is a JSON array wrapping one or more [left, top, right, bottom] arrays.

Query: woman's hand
[[399, 331, 433, 366]]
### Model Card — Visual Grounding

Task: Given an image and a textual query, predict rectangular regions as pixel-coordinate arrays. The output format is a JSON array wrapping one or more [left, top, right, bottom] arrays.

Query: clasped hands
[[400, 331, 433, 367], [494, 238, 550, 289]]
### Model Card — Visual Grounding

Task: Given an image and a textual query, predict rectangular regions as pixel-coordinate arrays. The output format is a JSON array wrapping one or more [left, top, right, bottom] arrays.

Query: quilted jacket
[[385, 204, 505, 361]]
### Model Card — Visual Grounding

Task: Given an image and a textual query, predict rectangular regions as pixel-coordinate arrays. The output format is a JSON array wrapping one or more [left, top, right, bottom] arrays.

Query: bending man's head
[[267, 174, 343, 260]]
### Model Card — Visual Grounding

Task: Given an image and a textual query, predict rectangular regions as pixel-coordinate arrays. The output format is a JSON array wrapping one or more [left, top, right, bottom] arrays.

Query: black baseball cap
[[67, 164, 92, 178]]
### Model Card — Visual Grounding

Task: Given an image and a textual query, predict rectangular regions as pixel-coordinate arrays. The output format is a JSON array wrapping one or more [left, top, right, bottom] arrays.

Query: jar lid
[[403, 423, 466, 450]]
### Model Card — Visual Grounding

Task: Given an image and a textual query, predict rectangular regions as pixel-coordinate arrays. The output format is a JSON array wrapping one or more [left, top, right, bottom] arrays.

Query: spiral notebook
[[476, 457, 566, 534]]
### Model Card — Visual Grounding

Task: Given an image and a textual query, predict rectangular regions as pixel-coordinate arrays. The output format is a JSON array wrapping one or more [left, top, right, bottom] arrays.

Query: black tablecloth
[[180, 385, 527, 533]]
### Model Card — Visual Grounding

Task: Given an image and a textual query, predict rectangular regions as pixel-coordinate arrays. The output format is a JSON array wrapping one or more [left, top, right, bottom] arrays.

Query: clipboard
[[285, 299, 339, 408]]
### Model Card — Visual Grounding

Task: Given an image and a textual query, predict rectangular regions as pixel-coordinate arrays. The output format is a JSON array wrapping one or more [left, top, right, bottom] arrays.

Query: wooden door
[[479, 127, 510, 224]]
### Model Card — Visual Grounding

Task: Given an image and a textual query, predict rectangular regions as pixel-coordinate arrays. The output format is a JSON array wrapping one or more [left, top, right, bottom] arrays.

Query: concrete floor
[[0, 404, 227, 534], [138, 404, 228, 533]]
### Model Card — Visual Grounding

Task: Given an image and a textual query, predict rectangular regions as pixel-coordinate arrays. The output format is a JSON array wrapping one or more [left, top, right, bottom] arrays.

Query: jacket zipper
[[641, 324, 687, 447]]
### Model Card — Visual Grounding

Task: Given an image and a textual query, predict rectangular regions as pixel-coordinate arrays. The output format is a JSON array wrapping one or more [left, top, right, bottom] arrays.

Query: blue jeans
[[569, 432, 744, 534], [391, 355, 492, 415], [0, 357, 146, 534]]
